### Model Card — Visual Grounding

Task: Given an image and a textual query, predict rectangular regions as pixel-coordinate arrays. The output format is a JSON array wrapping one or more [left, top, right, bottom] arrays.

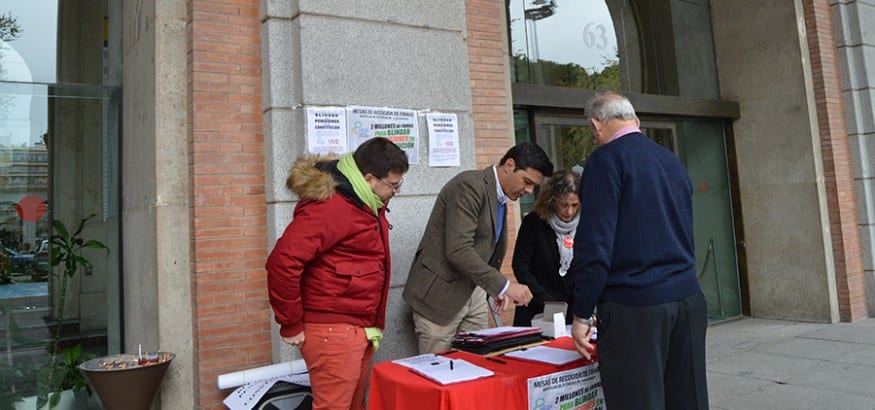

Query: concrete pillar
[[711, 0, 839, 321], [121, 0, 194, 407]]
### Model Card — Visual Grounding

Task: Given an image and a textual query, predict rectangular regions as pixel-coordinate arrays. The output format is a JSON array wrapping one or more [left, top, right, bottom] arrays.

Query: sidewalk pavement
[[707, 317, 875, 409]]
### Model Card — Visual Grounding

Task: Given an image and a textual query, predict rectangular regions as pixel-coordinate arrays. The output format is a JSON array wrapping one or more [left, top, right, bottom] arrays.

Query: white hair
[[585, 92, 639, 122]]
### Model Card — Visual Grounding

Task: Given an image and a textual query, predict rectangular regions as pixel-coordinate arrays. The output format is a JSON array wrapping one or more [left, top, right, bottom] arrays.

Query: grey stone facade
[[832, 0, 875, 316], [260, 1, 477, 363]]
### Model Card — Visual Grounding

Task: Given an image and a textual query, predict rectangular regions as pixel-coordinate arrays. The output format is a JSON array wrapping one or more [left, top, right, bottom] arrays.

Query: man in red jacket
[[267, 137, 409, 410]]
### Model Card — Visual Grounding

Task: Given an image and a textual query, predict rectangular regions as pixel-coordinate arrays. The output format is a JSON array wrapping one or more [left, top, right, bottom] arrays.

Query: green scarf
[[337, 153, 383, 215]]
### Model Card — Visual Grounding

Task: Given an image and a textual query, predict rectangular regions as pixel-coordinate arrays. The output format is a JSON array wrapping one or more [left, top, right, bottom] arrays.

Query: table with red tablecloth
[[368, 337, 597, 410]]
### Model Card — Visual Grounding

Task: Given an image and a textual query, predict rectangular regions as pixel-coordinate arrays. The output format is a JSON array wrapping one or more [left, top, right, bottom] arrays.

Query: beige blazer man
[[405, 142, 551, 353], [403, 167, 508, 347]]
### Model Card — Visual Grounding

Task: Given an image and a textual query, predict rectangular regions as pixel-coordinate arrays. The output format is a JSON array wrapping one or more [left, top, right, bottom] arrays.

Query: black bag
[[253, 382, 313, 410]]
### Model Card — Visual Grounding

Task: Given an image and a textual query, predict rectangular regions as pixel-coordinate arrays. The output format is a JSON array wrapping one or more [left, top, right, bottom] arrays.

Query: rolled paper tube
[[216, 359, 307, 389]]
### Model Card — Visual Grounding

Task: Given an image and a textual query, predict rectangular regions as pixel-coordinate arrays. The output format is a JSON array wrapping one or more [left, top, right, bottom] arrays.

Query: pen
[[450, 360, 454, 370], [486, 356, 506, 365]]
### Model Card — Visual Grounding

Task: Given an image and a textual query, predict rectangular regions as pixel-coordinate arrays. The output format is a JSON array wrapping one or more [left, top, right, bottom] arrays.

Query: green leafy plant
[[37, 214, 107, 409], [32, 345, 94, 410]]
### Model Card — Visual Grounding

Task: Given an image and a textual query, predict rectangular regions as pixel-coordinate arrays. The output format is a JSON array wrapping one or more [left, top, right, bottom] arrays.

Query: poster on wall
[[527, 363, 604, 410], [426, 113, 460, 167], [347, 105, 420, 164], [306, 107, 349, 155]]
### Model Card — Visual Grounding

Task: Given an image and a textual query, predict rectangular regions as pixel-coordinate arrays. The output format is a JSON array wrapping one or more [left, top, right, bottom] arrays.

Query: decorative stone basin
[[79, 352, 175, 410]]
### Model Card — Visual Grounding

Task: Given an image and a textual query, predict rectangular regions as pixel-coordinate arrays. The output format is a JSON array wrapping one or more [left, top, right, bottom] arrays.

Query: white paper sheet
[[463, 326, 540, 337], [426, 113, 460, 167], [217, 359, 308, 389], [407, 358, 495, 385], [306, 107, 349, 155], [222, 374, 311, 410], [393, 354, 494, 385], [392, 353, 444, 369], [504, 345, 583, 365]]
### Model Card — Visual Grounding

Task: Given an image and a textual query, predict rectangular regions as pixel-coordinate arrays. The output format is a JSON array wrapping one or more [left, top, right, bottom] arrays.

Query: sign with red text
[[306, 107, 348, 155], [426, 113, 460, 167], [347, 105, 420, 164]]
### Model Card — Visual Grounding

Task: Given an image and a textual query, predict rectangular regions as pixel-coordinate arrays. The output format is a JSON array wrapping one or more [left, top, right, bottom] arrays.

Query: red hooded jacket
[[266, 156, 391, 337]]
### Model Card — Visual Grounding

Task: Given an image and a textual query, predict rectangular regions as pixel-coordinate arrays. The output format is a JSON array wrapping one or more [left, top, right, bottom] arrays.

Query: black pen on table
[[486, 356, 506, 365], [449, 360, 454, 370]]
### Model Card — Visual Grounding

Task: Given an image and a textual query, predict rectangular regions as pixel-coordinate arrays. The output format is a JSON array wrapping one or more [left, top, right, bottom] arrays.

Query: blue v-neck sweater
[[571, 133, 700, 319]]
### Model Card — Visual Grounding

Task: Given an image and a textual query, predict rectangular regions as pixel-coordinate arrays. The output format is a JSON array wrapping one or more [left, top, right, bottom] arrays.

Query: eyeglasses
[[377, 177, 404, 191]]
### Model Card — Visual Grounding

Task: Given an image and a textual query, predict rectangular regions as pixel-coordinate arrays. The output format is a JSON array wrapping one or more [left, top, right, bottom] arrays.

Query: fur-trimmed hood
[[286, 154, 342, 201]]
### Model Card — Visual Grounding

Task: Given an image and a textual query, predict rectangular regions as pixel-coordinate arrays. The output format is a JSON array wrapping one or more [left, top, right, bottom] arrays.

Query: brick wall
[[189, 0, 270, 407], [802, 0, 868, 321], [465, 0, 520, 325]]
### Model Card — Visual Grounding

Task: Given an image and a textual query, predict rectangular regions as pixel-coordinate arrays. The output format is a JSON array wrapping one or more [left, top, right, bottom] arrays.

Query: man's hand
[[494, 295, 513, 313], [571, 320, 596, 360], [504, 282, 533, 306], [282, 331, 305, 348]]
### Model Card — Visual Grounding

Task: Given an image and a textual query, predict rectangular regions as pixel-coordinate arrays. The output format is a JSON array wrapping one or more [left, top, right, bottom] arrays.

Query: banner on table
[[527, 362, 604, 410]]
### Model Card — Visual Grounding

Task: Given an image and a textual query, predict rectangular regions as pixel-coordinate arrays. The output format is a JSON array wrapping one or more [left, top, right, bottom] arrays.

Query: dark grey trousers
[[596, 292, 709, 410]]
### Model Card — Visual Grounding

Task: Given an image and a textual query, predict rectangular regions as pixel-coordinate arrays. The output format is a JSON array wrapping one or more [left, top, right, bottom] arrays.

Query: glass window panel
[[509, 0, 625, 90], [514, 110, 536, 215], [0, 1, 119, 86], [0, 2, 58, 84], [0, 1, 121, 404], [0, 80, 121, 406]]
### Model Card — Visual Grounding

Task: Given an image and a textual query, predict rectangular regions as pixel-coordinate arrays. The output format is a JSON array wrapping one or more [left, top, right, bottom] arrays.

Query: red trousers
[[299, 322, 375, 410]]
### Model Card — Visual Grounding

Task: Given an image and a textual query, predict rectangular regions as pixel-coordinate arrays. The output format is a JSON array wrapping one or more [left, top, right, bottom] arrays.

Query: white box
[[530, 301, 567, 338]]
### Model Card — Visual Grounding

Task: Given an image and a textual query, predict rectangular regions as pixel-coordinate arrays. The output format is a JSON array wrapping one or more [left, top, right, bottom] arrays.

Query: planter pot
[[79, 352, 175, 410], [14, 389, 86, 410]]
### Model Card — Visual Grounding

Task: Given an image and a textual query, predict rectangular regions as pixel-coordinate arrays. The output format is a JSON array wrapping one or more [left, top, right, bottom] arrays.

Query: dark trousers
[[596, 292, 709, 410]]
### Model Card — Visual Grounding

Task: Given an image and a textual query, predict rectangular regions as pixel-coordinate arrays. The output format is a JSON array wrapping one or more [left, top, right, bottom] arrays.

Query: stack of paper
[[451, 326, 543, 354]]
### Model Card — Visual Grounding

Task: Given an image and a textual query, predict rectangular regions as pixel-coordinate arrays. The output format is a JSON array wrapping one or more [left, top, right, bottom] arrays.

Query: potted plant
[[34, 214, 107, 409]]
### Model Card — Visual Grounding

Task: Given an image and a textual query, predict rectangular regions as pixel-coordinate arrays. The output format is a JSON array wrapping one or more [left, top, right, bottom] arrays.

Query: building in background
[[0, 0, 873, 408]]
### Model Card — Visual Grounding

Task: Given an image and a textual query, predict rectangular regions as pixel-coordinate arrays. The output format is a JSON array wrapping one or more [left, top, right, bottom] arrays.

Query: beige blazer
[[402, 167, 508, 325]]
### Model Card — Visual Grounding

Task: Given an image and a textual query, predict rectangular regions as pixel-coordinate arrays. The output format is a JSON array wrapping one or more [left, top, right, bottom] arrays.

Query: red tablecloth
[[368, 337, 595, 410]]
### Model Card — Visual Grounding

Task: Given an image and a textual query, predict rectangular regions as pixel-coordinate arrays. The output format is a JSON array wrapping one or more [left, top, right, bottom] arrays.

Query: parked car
[[4, 247, 36, 274], [0, 240, 50, 280], [35, 239, 48, 255]]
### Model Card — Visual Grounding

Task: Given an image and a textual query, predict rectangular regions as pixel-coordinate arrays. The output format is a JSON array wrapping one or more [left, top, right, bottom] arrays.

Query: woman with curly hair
[[512, 169, 581, 326]]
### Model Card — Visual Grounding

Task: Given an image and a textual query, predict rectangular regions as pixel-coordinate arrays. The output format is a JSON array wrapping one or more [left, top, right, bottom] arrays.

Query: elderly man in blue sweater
[[570, 92, 709, 410]]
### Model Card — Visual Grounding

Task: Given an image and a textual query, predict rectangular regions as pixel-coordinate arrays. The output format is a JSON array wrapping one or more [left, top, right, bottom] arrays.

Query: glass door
[[528, 113, 596, 216], [640, 119, 742, 321], [530, 112, 742, 321], [532, 113, 596, 174]]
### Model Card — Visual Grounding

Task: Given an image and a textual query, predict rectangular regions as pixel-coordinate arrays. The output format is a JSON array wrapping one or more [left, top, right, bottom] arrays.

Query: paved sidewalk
[[707, 317, 875, 409]]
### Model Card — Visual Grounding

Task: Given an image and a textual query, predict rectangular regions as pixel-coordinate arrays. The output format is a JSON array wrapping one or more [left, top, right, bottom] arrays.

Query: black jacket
[[512, 212, 574, 326]]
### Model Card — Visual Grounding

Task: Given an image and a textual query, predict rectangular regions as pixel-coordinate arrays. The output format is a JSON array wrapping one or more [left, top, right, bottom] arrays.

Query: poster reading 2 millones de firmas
[[347, 105, 420, 164], [527, 363, 605, 410]]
